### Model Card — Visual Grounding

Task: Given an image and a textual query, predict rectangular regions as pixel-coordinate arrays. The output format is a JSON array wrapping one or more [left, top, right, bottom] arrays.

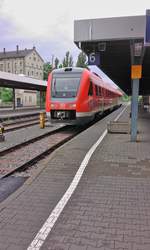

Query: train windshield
[[51, 77, 80, 98]]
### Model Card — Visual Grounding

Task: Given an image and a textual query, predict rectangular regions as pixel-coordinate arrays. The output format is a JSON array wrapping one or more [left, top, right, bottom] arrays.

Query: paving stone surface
[[2, 104, 150, 250], [0, 106, 124, 249], [40, 106, 150, 250]]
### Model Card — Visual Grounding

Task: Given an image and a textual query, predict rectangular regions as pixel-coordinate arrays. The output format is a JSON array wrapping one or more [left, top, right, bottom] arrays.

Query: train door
[[88, 81, 94, 111], [102, 88, 106, 110], [95, 85, 102, 113], [99, 86, 103, 112]]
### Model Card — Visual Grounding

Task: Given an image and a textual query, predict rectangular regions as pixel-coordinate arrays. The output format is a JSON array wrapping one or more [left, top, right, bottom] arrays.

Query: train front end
[[46, 67, 84, 125]]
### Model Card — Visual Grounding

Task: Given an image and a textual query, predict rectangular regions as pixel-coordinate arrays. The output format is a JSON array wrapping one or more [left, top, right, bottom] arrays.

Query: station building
[[0, 46, 44, 107]]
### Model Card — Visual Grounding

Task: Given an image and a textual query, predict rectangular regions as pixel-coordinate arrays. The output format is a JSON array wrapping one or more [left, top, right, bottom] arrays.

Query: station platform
[[0, 104, 150, 250], [0, 107, 45, 121]]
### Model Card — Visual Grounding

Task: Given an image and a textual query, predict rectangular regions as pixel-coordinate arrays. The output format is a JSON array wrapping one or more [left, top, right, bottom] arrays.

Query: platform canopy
[[74, 15, 150, 95], [0, 71, 47, 91]]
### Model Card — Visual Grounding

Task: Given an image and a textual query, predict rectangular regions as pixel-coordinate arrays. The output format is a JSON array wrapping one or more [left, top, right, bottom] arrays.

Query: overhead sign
[[145, 9, 150, 46], [88, 52, 100, 65]]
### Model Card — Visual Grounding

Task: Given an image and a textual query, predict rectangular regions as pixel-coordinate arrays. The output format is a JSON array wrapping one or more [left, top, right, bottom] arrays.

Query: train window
[[95, 85, 99, 96], [88, 81, 93, 96], [51, 77, 80, 98], [99, 87, 102, 96]]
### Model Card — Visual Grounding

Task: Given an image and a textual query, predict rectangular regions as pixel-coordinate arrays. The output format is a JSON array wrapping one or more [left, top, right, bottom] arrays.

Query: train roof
[[51, 67, 123, 96], [51, 67, 85, 74], [89, 72, 123, 96]]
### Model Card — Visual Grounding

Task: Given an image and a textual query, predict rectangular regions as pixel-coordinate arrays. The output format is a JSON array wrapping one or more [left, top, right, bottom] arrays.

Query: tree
[[0, 87, 13, 102], [59, 64, 63, 68], [62, 51, 74, 67], [69, 55, 73, 67], [0, 88, 2, 100], [54, 57, 59, 69], [76, 52, 88, 68], [43, 62, 52, 80]]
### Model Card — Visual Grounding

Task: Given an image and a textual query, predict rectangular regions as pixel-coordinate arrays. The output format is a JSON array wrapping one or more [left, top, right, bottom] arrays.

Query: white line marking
[[114, 104, 129, 121], [27, 105, 128, 250]]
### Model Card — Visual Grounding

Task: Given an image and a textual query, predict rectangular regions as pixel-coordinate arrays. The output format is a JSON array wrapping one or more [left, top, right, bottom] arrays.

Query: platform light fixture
[[134, 42, 143, 57], [98, 42, 106, 51]]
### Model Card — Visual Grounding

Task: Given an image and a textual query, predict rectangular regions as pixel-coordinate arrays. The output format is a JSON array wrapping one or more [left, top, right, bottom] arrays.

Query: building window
[[32, 71, 33, 75], [29, 96, 32, 103], [8, 63, 10, 68], [20, 62, 22, 66], [20, 69, 22, 74], [28, 71, 30, 76], [34, 57, 36, 61], [0, 64, 3, 71]]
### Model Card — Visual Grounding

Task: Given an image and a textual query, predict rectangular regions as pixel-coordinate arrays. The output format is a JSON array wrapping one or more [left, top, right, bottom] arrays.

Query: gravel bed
[[0, 130, 74, 176], [0, 123, 63, 152]]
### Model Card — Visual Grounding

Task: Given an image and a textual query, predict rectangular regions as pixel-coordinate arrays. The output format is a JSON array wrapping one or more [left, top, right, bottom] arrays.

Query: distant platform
[[0, 107, 45, 120]]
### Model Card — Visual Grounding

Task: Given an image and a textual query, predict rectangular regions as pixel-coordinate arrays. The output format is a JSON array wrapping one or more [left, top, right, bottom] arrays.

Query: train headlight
[[51, 104, 55, 108], [69, 104, 76, 108]]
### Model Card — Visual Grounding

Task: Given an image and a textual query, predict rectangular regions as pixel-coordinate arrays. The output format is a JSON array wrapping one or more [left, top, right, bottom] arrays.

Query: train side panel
[[45, 67, 122, 125]]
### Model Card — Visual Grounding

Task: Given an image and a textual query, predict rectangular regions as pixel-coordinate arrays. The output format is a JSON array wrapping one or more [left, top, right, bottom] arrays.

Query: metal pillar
[[40, 90, 42, 109], [12, 88, 15, 110], [131, 79, 139, 142]]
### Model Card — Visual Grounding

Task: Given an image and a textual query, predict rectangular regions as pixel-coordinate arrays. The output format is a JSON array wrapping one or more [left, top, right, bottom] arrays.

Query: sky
[[0, 0, 149, 65]]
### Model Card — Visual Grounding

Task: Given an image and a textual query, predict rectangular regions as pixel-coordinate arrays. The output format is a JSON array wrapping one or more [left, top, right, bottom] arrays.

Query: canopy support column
[[40, 90, 42, 109], [12, 88, 16, 110], [131, 79, 139, 142]]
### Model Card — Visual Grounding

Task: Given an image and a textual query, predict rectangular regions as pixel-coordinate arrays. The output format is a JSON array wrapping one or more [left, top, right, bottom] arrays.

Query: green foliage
[[76, 52, 88, 68], [62, 51, 73, 67], [122, 94, 130, 102], [59, 64, 63, 68], [43, 62, 52, 80], [0, 88, 2, 99], [0, 87, 13, 102]]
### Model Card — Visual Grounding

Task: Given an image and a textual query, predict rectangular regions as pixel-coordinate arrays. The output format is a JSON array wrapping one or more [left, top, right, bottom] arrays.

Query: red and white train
[[46, 67, 122, 125]]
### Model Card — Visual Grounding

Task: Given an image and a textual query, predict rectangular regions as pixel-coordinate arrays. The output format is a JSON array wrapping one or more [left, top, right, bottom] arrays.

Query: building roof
[[0, 71, 47, 90], [0, 46, 44, 62]]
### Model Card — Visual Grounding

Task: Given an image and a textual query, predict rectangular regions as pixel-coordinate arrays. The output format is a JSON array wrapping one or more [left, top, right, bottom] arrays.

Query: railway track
[[0, 106, 121, 178], [0, 126, 81, 178], [2, 115, 47, 132]]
